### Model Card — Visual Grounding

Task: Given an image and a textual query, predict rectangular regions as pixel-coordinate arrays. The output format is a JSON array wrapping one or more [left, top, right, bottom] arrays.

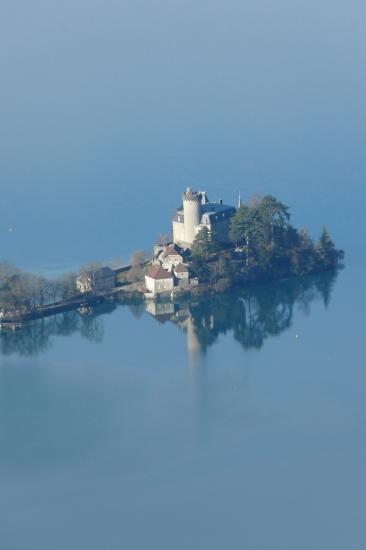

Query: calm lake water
[[0, 262, 365, 550], [1, 0, 366, 548]]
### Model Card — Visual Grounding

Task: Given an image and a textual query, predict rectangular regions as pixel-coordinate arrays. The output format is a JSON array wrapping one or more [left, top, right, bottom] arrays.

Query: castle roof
[[200, 203, 236, 225], [146, 265, 173, 280], [173, 201, 235, 225]]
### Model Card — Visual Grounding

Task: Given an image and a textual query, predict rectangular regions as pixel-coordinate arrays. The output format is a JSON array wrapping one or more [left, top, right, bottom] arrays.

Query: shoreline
[[0, 266, 342, 329]]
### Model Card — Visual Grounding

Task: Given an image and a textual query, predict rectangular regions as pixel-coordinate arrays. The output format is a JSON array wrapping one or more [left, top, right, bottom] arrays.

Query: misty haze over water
[[1, 1, 366, 549], [1, 0, 365, 270]]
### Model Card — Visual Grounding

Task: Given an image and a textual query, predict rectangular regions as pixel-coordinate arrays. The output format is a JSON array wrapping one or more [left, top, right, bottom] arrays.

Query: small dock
[[0, 292, 115, 328], [0, 282, 146, 329]]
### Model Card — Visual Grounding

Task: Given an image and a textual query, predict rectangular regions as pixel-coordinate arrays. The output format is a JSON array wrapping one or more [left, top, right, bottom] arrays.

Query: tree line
[[189, 195, 344, 288], [0, 262, 77, 316], [0, 252, 144, 317]]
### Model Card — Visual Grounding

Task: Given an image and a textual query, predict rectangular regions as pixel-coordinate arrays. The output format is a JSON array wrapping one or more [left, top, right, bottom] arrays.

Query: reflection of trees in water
[[127, 303, 145, 320], [1, 271, 339, 358], [0, 302, 115, 357], [189, 270, 339, 353]]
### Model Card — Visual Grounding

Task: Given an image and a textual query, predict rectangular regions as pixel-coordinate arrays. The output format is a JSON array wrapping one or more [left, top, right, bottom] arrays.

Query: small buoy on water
[[295, 334, 299, 339]]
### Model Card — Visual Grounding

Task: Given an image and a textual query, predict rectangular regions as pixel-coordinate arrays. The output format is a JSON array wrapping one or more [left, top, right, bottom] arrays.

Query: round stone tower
[[183, 187, 201, 245]]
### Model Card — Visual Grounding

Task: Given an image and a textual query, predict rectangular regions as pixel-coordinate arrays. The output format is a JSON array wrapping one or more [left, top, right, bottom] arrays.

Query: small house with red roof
[[145, 265, 174, 295]]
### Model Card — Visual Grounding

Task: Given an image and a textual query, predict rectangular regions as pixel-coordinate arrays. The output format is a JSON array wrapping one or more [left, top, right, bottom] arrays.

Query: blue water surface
[[1, 0, 366, 548]]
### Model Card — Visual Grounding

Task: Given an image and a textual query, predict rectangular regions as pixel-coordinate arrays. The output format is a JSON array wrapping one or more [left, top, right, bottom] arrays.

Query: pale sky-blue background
[[1, 4, 366, 549], [1, 0, 365, 268]]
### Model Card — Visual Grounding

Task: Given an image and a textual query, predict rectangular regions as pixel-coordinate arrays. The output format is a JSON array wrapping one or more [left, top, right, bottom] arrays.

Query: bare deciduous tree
[[58, 273, 77, 300], [130, 250, 147, 265], [155, 234, 170, 246], [79, 261, 103, 275], [126, 250, 147, 283]]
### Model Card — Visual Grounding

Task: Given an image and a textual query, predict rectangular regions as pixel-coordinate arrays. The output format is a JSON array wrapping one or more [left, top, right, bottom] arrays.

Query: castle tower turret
[[183, 187, 201, 245]]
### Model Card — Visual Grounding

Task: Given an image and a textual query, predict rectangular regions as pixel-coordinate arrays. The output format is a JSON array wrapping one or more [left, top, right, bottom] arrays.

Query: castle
[[145, 187, 236, 297], [172, 187, 236, 248]]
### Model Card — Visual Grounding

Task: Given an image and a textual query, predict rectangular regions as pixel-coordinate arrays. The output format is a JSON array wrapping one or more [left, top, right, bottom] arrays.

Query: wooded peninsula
[[0, 193, 344, 326]]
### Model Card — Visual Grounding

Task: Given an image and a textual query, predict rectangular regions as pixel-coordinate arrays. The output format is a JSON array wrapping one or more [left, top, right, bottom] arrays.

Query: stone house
[[173, 263, 190, 286], [76, 266, 116, 294], [159, 245, 184, 271], [145, 265, 174, 295]]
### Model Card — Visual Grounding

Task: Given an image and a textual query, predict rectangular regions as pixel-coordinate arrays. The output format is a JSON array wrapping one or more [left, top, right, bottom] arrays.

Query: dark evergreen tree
[[191, 227, 217, 259], [228, 196, 343, 282], [257, 195, 290, 248], [190, 256, 210, 282], [315, 227, 343, 270], [229, 205, 263, 247], [292, 228, 317, 276]]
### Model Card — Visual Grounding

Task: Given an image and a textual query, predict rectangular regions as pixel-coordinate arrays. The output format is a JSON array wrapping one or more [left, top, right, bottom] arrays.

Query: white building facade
[[145, 265, 174, 295], [172, 187, 236, 249]]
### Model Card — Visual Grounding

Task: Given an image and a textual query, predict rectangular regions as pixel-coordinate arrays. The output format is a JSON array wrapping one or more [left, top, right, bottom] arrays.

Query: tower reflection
[[145, 270, 339, 359], [0, 271, 339, 359]]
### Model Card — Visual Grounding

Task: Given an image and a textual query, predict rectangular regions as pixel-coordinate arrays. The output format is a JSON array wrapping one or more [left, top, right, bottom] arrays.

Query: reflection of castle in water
[[0, 271, 339, 358], [145, 300, 203, 359], [145, 270, 339, 359]]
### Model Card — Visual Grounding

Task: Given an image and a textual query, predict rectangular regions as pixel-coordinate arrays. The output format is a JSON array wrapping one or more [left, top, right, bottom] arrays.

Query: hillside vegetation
[[189, 195, 344, 290]]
